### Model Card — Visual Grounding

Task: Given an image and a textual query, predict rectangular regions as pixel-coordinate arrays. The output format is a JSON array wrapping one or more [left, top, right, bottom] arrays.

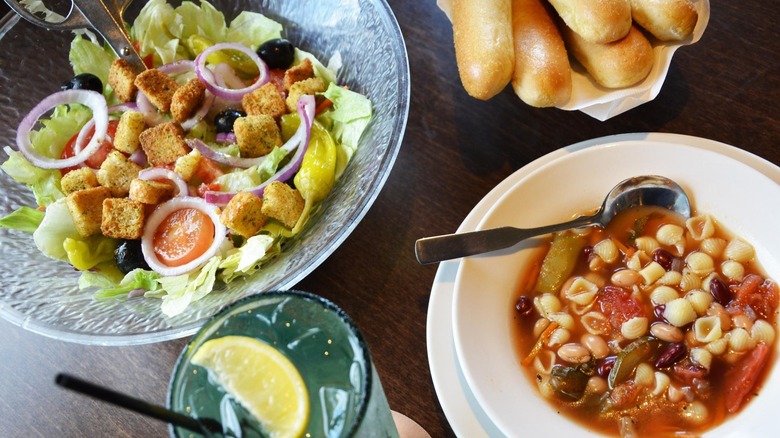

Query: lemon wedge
[[191, 335, 310, 438]]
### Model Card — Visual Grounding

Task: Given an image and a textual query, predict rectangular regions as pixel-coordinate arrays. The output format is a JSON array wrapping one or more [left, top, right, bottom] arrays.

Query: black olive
[[214, 109, 246, 134], [61, 73, 103, 94], [257, 38, 295, 70], [115, 239, 150, 274]]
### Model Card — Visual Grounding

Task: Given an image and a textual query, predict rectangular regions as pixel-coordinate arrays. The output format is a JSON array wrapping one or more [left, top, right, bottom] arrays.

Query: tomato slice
[[60, 119, 119, 175], [724, 343, 770, 413], [153, 208, 215, 267], [195, 156, 225, 184], [598, 285, 645, 331]]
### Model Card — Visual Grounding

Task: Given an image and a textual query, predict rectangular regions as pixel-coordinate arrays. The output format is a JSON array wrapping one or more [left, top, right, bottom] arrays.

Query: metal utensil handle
[[73, 0, 147, 72], [414, 213, 599, 265]]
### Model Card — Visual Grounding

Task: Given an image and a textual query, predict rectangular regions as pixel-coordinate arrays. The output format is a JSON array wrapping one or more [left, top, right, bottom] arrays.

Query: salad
[[0, 0, 372, 317]]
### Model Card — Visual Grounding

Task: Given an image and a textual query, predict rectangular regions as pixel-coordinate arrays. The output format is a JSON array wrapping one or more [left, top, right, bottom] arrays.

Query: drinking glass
[[168, 290, 399, 437]]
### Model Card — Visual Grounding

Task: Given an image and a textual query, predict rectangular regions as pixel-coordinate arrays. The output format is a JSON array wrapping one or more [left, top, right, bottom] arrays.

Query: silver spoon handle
[[414, 213, 598, 265]]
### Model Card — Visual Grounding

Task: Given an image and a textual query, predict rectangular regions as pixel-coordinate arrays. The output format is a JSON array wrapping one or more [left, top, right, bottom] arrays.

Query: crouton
[[139, 122, 190, 166], [60, 167, 99, 195], [242, 82, 287, 119], [233, 115, 282, 158], [66, 186, 112, 237], [113, 110, 146, 154], [134, 68, 179, 113], [174, 149, 202, 182], [261, 181, 304, 229], [108, 58, 138, 103], [220, 192, 266, 238], [129, 178, 175, 204], [96, 150, 142, 197], [171, 78, 206, 122], [101, 198, 146, 239], [285, 77, 326, 112], [283, 58, 315, 90]]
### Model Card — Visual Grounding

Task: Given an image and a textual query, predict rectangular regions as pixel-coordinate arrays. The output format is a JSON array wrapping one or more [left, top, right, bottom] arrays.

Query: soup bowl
[[452, 138, 780, 436]]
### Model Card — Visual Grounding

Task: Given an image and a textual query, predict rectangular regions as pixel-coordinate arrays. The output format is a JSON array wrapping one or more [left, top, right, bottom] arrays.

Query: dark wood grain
[[1, 1, 778, 437]]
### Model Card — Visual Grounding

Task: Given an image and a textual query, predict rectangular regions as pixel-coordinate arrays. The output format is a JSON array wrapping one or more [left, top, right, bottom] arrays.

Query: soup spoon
[[414, 175, 691, 265]]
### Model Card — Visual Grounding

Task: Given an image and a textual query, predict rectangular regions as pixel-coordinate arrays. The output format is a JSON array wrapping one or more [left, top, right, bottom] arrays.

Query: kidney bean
[[710, 277, 732, 306], [654, 304, 666, 321], [652, 248, 675, 271], [654, 342, 687, 368], [515, 296, 533, 315], [597, 356, 617, 377]]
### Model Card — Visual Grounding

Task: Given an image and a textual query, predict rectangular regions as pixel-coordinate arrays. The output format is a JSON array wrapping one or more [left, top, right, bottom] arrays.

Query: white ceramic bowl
[[0, 0, 409, 345], [452, 139, 780, 436]]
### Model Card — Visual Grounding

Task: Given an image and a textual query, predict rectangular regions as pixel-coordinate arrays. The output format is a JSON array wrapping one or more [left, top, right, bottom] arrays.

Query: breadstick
[[630, 0, 698, 41], [547, 0, 632, 43], [563, 24, 654, 89], [452, 0, 514, 100], [510, 0, 571, 107]]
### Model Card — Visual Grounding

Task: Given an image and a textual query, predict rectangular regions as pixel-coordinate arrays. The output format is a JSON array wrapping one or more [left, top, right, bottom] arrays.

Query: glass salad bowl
[[0, 0, 409, 345]]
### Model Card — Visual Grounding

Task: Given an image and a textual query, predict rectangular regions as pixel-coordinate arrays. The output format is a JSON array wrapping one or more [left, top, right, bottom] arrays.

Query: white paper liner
[[436, 0, 710, 121]]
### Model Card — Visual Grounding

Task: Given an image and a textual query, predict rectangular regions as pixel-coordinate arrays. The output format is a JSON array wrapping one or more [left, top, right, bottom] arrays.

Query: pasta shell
[[751, 319, 776, 345], [634, 236, 659, 254], [582, 311, 611, 335], [681, 401, 709, 425], [533, 349, 557, 375], [686, 215, 715, 241], [685, 289, 713, 315], [635, 363, 655, 388], [728, 328, 755, 352], [547, 327, 571, 347], [686, 252, 715, 276], [724, 238, 755, 263], [690, 347, 713, 370], [621, 316, 649, 340], [564, 277, 599, 306], [652, 371, 670, 396], [657, 270, 683, 286], [534, 293, 562, 318], [701, 237, 727, 258], [679, 271, 702, 292], [706, 337, 729, 356], [593, 239, 619, 264], [547, 312, 575, 330], [663, 298, 697, 327], [721, 260, 745, 282], [694, 316, 722, 343], [657, 224, 685, 246], [651, 286, 680, 306]]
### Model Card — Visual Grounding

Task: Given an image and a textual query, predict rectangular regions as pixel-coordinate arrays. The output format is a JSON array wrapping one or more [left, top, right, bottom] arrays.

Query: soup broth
[[511, 206, 778, 436]]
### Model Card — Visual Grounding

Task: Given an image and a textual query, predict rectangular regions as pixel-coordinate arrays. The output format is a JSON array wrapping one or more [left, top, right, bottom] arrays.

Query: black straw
[[55, 373, 223, 436]]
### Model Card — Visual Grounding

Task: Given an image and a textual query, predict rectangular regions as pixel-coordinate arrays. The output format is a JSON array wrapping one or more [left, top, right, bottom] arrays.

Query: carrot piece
[[521, 321, 559, 366]]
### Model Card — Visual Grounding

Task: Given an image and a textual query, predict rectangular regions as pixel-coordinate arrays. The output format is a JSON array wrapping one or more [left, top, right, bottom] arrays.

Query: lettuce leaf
[[32, 198, 80, 261], [318, 83, 373, 175], [215, 146, 289, 192], [0, 206, 45, 233], [159, 256, 221, 317], [218, 234, 275, 282], [175, 0, 227, 42], [69, 34, 117, 102], [226, 11, 282, 49], [131, 0, 184, 65], [94, 268, 161, 299], [1, 148, 63, 207]]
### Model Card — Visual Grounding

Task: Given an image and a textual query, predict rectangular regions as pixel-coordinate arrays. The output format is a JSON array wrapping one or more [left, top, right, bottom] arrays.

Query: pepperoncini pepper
[[63, 235, 118, 271], [184, 35, 259, 77]]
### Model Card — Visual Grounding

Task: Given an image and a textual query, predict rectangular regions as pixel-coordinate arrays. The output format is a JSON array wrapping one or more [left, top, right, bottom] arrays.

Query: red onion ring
[[129, 148, 148, 167], [141, 196, 227, 276], [16, 89, 108, 169], [194, 42, 269, 101], [138, 167, 189, 197], [214, 62, 246, 90], [136, 91, 169, 126], [189, 94, 314, 170], [204, 95, 315, 205], [215, 132, 236, 144], [157, 59, 196, 76]]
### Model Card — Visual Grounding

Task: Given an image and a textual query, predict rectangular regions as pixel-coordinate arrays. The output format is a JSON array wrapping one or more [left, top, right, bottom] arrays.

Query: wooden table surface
[[1, 1, 778, 437]]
